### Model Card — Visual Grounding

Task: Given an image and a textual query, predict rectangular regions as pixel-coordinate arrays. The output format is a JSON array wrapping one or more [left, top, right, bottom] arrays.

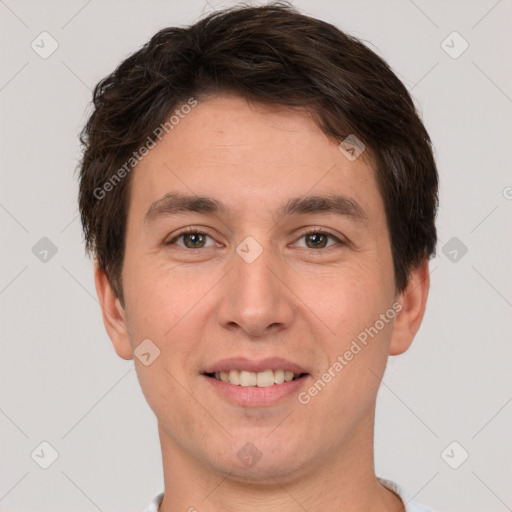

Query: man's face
[[107, 94, 407, 481]]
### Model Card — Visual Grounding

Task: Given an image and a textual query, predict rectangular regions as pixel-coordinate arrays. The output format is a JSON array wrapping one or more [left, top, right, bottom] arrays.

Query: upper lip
[[203, 357, 309, 375]]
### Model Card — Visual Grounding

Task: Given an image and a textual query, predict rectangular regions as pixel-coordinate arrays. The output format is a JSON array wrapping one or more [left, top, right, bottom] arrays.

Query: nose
[[216, 245, 294, 338]]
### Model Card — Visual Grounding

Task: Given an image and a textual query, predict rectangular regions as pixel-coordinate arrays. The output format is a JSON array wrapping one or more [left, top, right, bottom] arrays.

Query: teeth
[[214, 369, 302, 386], [284, 370, 294, 382], [256, 369, 274, 387], [239, 370, 257, 387], [228, 369, 240, 385]]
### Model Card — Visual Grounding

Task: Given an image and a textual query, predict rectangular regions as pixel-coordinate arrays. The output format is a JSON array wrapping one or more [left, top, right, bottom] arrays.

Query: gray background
[[1, 0, 511, 511]]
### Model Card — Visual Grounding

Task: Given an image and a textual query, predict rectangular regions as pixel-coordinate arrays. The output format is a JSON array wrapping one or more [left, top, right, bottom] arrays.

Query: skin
[[95, 94, 430, 512]]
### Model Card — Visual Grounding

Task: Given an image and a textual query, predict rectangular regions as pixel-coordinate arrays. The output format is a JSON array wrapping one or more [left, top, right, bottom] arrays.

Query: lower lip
[[202, 374, 310, 407]]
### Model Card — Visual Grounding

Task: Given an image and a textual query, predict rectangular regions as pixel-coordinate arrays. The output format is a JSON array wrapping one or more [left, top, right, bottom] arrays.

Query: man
[[78, 3, 438, 511]]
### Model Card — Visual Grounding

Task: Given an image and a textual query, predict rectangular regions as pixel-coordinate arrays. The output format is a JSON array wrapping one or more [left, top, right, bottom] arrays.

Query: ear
[[94, 262, 133, 360], [389, 258, 430, 356]]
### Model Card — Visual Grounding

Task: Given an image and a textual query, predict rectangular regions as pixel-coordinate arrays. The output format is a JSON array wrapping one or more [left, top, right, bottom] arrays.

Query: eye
[[165, 228, 219, 249], [293, 229, 343, 249], [164, 228, 343, 251]]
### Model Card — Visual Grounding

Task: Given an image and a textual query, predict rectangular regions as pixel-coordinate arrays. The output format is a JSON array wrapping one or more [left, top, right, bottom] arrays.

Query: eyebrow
[[143, 192, 368, 226]]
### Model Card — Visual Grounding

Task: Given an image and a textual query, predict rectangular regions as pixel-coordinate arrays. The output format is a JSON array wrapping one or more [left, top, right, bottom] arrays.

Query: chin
[[205, 436, 310, 484]]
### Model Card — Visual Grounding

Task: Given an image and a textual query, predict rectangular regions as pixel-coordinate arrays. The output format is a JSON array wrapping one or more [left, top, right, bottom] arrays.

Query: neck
[[156, 410, 403, 512]]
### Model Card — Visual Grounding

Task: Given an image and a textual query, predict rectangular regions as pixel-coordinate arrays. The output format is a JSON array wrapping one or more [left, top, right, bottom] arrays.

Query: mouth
[[201, 357, 311, 406], [203, 369, 309, 387]]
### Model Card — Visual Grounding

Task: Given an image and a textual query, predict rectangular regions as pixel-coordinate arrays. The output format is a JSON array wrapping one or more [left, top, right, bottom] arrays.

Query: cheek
[[298, 258, 393, 335], [295, 254, 396, 393], [123, 254, 194, 328], [122, 255, 219, 368]]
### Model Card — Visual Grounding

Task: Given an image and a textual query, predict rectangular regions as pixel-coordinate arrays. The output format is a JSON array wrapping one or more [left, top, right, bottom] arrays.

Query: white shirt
[[143, 477, 436, 511]]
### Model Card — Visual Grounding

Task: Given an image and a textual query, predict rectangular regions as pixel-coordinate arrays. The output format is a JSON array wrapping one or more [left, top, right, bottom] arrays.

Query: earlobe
[[94, 263, 133, 360], [389, 259, 430, 356]]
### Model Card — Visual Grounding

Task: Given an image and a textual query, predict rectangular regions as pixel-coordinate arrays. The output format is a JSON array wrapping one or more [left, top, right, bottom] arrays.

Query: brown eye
[[305, 233, 329, 248], [183, 233, 206, 248], [167, 231, 216, 249], [294, 230, 341, 249]]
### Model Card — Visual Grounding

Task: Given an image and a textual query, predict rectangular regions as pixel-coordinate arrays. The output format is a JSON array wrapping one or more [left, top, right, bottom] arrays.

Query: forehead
[[129, 94, 384, 225]]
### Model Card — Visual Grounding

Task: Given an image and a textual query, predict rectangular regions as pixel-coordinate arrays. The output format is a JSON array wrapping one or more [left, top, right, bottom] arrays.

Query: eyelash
[[165, 226, 344, 250]]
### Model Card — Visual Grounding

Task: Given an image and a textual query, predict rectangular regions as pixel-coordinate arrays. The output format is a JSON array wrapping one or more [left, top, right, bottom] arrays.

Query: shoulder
[[378, 477, 438, 512], [142, 491, 164, 512]]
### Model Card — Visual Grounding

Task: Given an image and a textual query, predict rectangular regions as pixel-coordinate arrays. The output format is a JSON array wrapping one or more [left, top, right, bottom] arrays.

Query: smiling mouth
[[204, 369, 309, 387]]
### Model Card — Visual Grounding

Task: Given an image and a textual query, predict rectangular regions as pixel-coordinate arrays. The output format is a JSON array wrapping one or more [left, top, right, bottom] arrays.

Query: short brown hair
[[78, 1, 438, 305]]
